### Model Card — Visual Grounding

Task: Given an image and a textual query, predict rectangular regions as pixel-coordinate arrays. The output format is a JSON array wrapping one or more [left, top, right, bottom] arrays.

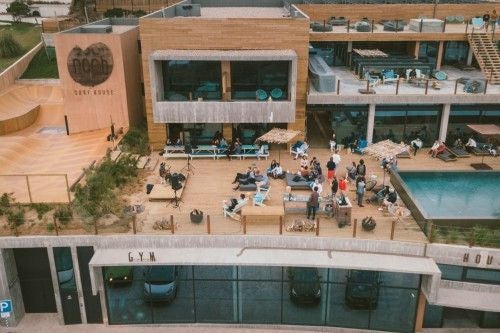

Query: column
[[435, 41, 444, 71], [414, 41, 420, 59], [0, 249, 24, 326], [221, 61, 231, 101], [439, 104, 450, 143], [366, 104, 376, 144], [414, 289, 427, 332], [466, 46, 474, 66], [46, 246, 65, 325], [347, 41, 353, 66], [70, 246, 87, 324], [223, 123, 233, 140]]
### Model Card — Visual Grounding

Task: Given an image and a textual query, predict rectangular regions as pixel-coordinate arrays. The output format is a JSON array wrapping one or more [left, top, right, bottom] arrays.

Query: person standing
[[356, 177, 365, 207], [307, 187, 320, 220], [492, 10, 498, 31], [331, 177, 339, 198], [329, 133, 337, 152], [410, 137, 423, 156], [483, 11, 491, 31], [338, 176, 348, 192], [326, 157, 336, 182], [356, 159, 366, 178]]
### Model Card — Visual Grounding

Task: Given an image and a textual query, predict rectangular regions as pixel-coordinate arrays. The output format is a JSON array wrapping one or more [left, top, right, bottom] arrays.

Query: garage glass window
[[103, 266, 419, 332]]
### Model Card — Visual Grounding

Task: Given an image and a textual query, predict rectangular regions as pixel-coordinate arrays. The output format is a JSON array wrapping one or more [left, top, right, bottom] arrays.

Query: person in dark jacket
[[356, 159, 366, 177], [307, 187, 320, 220], [326, 157, 336, 182], [331, 177, 339, 198]]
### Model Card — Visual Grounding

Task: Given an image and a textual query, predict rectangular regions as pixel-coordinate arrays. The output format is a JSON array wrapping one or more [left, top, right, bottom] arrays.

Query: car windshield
[[293, 268, 318, 281], [147, 266, 175, 284], [350, 270, 378, 283]]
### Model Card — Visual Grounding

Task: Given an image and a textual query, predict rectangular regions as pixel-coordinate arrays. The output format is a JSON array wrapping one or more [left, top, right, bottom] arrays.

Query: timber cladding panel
[[139, 17, 310, 149], [297, 4, 499, 23]]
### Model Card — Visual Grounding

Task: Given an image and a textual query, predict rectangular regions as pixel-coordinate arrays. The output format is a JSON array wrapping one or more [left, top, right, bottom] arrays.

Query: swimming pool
[[391, 171, 500, 226]]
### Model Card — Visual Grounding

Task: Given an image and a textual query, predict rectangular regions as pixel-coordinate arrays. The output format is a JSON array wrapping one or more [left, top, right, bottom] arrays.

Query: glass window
[[423, 302, 444, 328], [374, 105, 441, 146], [370, 287, 418, 332], [447, 105, 500, 145], [438, 264, 463, 280], [231, 61, 289, 101], [325, 105, 368, 146], [481, 311, 500, 328], [169, 123, 223, 146], [418, 42, 438, 70], [162, 61, 222, 101], [327, 283, 370, 329], [465, 268, 500, 284], [379, 271, 420, 288], [443, 42, 469, 65]]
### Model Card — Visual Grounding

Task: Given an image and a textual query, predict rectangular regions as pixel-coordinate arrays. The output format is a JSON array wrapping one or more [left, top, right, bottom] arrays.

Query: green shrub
[[7, 205, 25, 229], [446, 227, 462, 244], [0, 193, 13, 216], [104, 8, 127, 18], [31, 203, 52, 220], [120, 127, 149, 155], [0, 33, 23, 58], [54, 205, 73, 224], [46, 223, 55, 232]]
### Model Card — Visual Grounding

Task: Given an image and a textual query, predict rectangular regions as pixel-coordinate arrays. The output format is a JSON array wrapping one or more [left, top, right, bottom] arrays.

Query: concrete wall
[[53, 27, 142, 133], [0, 249, 25, 326], [0, 43, 43, 93]]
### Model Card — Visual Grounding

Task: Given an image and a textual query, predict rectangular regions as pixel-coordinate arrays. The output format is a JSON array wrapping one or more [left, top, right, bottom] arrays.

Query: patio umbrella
[[363, 139, 410, 185], [466, 124, 500, 170], [255, 128, 302, 162]]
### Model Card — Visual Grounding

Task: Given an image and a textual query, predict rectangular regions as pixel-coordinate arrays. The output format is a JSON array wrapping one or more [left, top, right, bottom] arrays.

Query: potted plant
[[190, 209, 203, 224]]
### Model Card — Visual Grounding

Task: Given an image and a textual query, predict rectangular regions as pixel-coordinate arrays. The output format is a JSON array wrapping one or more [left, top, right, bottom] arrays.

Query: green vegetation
[[21, 47, 59, 79], [30, 203, 52, 219], [54, 204, 73, 225], [0, 22, 41, 71], [73, 155, 137, 231], [0, 33, 23, 57], [0, 193, 25, 233], [6, 1, 30, 23], [120, 126, 149, 155], [104, 8, 146, 18]]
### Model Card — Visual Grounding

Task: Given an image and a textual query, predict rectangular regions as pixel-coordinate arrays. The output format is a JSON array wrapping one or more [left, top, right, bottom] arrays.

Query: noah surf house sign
[[67, 42, 114, 87]]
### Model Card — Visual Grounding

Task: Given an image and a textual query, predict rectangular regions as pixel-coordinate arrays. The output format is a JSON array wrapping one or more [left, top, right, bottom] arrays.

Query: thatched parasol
[[466, 124, 500, 169], [363, 139, 410, 160], [256, 128, 302, 162]]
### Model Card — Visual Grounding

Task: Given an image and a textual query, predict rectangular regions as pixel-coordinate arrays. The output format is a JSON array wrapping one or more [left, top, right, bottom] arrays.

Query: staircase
[[467, 33, 500, 84]]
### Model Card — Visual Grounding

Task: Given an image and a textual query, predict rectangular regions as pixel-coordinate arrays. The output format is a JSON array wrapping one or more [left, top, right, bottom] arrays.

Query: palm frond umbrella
[[363, 139, 410, 185], [255, 128, 302, 162]]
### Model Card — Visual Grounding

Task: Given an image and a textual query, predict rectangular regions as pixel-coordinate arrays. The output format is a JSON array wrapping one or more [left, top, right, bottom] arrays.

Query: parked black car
[[287, 267, 321, 305], [104, 266, 134, 285], [143, 266, 178, 303], [345, 270, 381, 309]]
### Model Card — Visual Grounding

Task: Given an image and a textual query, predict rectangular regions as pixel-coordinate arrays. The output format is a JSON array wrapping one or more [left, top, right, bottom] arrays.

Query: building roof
[[199, 6, 287, 18]]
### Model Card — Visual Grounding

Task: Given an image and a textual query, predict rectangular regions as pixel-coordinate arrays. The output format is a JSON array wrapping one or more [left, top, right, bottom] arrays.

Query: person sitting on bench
[[367, 185, 389, 205], [233, 169, 261, 190], [269, 163, 284, 179], [267, 160, 278, 175], [380, 187, 397, 210], [255, 172, 270, 190], [232, 166, 254, 184], [431, 141, 446, 158], [465, 137, 477, 153]]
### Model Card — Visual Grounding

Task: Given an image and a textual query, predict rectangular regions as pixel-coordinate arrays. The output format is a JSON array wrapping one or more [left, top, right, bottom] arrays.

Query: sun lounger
[[437, 150, 457, 162], [470, 146, 490, 156], [223, 199, 248, 221], [397, 150, 411, 158], [285, 173, 311, 190], [447, 147, 470, 158]]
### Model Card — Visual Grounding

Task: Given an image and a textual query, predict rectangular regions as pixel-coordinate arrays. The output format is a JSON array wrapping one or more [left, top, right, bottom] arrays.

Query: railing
[[0, 43, 43, 92], [0, 174, 71, 204]]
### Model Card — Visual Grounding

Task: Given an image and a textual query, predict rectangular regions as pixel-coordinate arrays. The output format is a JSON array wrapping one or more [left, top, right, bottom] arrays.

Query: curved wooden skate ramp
[[0, 85, 63, 135]]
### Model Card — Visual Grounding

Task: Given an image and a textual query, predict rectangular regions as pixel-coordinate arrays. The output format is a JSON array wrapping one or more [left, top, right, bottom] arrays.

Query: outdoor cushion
[[286, 173, 312, 190], [256, 89, 267, 101], [239, 183, 257, 191]]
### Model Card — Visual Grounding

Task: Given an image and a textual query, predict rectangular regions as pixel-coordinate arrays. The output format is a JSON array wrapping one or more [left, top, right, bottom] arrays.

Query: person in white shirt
[[309, 178, 323, 194], [465, 137, 477, 153], [410, 138, 423, 156], [329, 133, 337, 152]]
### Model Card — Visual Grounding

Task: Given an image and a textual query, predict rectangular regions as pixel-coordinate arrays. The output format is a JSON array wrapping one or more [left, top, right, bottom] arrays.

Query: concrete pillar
[[221, 61, 231, 101], [435, 41, 444, 71], [70, 246, 87, 324], [414, 41, 421, 59], [439, 104, 451, 143], [223, 123, 233, 141], [0, 249, 24, 327], [414, 289, 427, 332], [367, 104, 376, 144], [466, 46, 474, 66], [46, 246, 64, 325], [347, 41, 353, 66]]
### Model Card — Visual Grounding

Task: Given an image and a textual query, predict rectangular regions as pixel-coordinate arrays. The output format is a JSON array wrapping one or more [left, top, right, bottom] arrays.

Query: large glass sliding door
[[104, 265, 420, 332], [446, 105, 500, 145], [374, 105, 441, 146]]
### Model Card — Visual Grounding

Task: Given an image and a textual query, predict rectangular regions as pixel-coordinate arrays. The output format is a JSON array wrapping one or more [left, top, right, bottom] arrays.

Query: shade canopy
[[255, 128, 301, 144], [363, 139, 410, 160], [466, 124, 500, 138]]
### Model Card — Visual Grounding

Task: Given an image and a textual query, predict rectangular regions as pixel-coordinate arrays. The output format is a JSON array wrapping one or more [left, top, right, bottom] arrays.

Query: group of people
[[232, 166, 270, 191]]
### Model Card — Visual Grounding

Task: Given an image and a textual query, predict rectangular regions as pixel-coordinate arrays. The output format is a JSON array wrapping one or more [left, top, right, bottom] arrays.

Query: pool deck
[[0, 141, 498, 242]]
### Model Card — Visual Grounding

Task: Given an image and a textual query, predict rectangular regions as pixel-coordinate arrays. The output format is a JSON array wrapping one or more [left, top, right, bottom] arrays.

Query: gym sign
[[67, 42, 113, 87], [128, 251, 156, 263]]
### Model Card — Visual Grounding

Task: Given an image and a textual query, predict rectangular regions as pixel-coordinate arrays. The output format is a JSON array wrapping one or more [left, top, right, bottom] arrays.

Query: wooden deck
[[129, 147, 499, 242]]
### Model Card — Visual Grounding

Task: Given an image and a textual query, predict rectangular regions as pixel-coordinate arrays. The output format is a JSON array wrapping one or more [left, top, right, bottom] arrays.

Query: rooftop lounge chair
[[223, 198, 248, 221], [253, 186, 271, 206], [354, 140, 368, 155], [437, 150, 457, 162], [447, 146, 470, 158]]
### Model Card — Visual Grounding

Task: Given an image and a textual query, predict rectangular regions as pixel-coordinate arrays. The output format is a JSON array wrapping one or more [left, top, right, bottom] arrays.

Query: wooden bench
[[241, 205, 284, 224]]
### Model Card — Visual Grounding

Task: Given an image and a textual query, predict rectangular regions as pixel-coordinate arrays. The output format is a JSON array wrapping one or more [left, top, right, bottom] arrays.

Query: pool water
[[399, 171, 500, 218]]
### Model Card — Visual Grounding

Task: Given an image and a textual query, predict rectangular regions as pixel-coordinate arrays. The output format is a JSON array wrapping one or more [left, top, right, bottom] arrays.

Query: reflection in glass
[[162, 61, 222, 101], [374, 105, 441, 146], [231, 61, 289, 101], [446, 106, 500, 146], [326, 105, 368, 146]]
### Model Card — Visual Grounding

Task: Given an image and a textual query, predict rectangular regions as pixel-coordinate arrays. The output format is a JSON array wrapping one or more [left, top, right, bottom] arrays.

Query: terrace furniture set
[[163, 144, 269, 160]]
